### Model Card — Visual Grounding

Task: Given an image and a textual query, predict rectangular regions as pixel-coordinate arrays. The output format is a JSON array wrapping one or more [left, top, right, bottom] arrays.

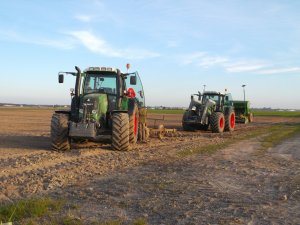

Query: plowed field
[[0, 108, 299, 224]]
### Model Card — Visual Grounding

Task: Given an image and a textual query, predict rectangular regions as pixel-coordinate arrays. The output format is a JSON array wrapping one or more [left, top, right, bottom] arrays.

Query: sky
[[0, 0, 300, 109]]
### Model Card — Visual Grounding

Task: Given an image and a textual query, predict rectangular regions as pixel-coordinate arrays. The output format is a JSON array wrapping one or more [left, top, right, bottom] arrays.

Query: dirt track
[[0, 108, 300, 224]]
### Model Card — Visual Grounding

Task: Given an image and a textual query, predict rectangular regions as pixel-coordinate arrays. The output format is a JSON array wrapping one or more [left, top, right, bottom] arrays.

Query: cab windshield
[[83, 73, 117, 95], [202, 94, 221, 103]]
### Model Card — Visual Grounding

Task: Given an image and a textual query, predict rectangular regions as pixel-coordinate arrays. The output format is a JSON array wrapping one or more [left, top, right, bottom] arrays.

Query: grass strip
[[260, 123, 300, 150], [253, 111, 300, 117], [177, 123, 300, 158], [0, 197, 64, 223]]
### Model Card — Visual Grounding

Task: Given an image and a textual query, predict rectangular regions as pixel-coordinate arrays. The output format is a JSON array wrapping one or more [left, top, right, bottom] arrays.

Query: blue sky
[[0, 0, 299, 109]]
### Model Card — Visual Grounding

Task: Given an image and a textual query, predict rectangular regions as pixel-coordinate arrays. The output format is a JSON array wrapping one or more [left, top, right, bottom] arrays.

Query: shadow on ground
[[0, 135, 51, 150]]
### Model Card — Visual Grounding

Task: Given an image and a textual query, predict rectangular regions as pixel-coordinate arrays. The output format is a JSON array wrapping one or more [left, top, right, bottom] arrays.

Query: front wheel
[[51, 113, 70, 151], [112, 113, 130, 151], [210, 112, 225, 133]]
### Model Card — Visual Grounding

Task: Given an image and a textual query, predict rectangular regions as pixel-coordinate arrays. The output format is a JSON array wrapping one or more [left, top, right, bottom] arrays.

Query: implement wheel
[[112, 113, 130, 151], [248, 113, 254, 123], [210, 112, 225, 133], [225, 110, 235, 132], [51, 113, 70, 151]]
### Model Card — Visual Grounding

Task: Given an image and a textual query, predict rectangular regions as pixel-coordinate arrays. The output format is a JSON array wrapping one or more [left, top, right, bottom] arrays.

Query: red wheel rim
[[230, 113, 235, 128], [220, 117, 224, 129], [134, 113, 138, 136]]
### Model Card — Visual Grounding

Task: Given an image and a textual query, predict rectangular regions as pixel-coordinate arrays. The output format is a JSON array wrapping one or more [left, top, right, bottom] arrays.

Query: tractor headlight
[[192, 106, 196, 111]]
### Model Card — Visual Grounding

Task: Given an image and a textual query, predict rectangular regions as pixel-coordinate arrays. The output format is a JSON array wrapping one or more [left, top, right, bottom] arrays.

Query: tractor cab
[[201, 91, 225, 111]]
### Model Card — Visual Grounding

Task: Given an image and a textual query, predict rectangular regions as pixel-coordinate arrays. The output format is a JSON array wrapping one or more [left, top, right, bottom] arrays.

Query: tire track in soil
[[0, 135, 214, 202], [58, 135, 300, 225]]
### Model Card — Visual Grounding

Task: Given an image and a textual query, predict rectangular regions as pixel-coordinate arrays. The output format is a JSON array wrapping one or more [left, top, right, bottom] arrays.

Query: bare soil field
[[0, 108, 300, 224]]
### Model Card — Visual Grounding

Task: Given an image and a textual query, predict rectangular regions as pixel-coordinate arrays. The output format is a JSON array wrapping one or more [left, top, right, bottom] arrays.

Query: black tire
[[225, 110, 235, 132], [51, 113, 70, 151], [112, 113, 130, 151], [182, 111, 194, 131], [129, 104, 139, 144], [198, 124, 209, 131], [210, 112, 225, 133]]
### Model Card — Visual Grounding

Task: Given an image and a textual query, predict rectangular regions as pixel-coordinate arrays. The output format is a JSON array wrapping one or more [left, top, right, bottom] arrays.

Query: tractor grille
[[83, 97, 99, 118]]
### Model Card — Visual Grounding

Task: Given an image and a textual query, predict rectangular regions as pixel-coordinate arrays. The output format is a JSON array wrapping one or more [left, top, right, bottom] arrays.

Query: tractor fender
[[112, 110, 128, 114], [224, 106, 234, 115], [128, 98, 137, 114], [54, 110, 71, 115]]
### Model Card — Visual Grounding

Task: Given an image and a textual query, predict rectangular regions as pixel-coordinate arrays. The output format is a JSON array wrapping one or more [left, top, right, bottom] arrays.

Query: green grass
[[177, 123, 300, 158], [147, 109, 185, 114], [0, 197, 64, 223], [260, 123, 300, 150], [253, 111, 300, 117], [0, 197, 148, 225], [147, 109, 300, 117]]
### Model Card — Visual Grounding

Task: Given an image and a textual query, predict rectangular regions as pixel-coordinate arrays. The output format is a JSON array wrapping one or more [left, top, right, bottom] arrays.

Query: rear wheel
[[225, 110, 235, 132], [51, 113, 70, 151], [210, 112, 225, 133], [112, 113, 130, 151], [129, 104, 139, 144]]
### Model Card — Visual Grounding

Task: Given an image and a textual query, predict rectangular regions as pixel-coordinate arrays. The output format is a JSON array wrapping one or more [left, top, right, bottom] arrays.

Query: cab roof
[[84, 67, 119, 73], [203, 91, 225, 96]]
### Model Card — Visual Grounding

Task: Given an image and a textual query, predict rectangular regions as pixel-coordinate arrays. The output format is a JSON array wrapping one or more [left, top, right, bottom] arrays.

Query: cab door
[[125, 72, 145, 107]]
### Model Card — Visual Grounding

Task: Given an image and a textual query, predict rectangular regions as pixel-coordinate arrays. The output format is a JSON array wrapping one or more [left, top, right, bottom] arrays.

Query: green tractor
[[232, 100, 254, 123], [51, 66, 148, 151], [182, 91, 235, 133]]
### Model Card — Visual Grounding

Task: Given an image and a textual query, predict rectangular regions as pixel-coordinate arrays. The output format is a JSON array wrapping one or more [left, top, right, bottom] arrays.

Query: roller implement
[[51, 66, 148, 151], [182, 91, 235, 133], [233, 100, 254, 123]]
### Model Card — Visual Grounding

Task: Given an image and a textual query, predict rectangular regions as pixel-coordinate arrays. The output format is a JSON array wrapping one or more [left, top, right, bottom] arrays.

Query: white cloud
[[225, 61, 268, 73], [182, 52, 229, 68], [256, 67, 300, 74], [75, 14, 93, 22], [198, 56, 229, 67], [182, 52, 207, 65], [166, 40, 180, 48], [181, 51, 272, 73], [0, 30, 75, 50], [69, 30, 160, 59]]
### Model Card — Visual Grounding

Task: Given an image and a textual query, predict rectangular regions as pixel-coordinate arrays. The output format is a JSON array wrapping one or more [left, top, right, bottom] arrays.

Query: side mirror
[[130, 76, 137, 85], [58, 74, 64, 83]]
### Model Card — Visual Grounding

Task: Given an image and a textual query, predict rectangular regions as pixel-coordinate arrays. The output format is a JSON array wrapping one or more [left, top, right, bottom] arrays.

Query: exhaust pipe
[[75, 66, 81, 97]]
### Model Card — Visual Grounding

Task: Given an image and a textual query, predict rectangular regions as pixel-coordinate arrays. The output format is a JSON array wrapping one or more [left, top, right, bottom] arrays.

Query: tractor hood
[[79, 93, 108, 122]]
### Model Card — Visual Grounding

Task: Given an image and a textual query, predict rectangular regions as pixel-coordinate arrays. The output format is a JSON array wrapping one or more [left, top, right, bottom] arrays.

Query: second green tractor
[[182, 91, 236, 133]]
